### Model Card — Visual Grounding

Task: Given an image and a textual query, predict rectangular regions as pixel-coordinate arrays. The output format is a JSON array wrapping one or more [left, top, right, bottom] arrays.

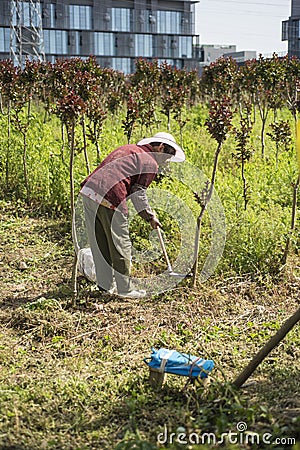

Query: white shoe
[[97, 284, 117, 296], [118, 289, 146, 299], [109, 285, 118, 294]]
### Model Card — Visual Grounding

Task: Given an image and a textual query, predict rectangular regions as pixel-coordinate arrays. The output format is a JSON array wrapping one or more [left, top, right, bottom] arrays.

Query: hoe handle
[[156, 227, 173, 273], [233, 306, 300, 388]]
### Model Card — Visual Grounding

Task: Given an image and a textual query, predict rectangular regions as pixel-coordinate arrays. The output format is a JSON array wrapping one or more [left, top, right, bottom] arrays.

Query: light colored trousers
[[82, 196, 132, 293]]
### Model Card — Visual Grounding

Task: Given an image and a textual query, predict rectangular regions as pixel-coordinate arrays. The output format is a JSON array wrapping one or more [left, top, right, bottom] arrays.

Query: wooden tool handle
[[156, 227, 173, 272]]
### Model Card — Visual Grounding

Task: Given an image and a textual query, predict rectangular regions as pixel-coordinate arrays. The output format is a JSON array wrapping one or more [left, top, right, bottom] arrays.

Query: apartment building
[[0, 0, 200, 73], [282, 0, 300, 57]]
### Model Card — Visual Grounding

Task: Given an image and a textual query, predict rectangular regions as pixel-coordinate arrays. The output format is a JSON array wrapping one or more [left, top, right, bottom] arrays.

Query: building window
[[12, 1, 42, 27], [135, 34, 153, 57], [112, 57, 131, 74], [0, 28, 10, 52], [44, 29, 68, 54], [179, 36, 192, 58], [157, 11, 182, 34], [49, 4, 56, 28], [94, 32, 114, 56], [282, 20, 288, 41], [133, 10, 155, 32], [111, 8, 131, 32], [43, 4, 56, 27], [69, 5, 92, 30], [73, 31, 82, 55]]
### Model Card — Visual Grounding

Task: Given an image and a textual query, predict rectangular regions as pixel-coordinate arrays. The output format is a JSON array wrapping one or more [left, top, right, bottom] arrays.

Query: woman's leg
[[98, 207, 132, 294], [83, 197, 114, 291]]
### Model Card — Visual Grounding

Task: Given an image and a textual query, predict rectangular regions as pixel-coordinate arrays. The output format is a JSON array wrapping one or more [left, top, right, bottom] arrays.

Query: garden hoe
[[156, 227, 191, 279]]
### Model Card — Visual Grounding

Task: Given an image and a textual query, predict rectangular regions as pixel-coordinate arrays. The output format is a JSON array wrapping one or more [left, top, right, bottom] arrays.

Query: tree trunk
[[94, 122, 101, 164], [69, 121, 78, 302], [71, 253, 78, 303], [69, 122, 76, 219], [0, 93, 4, 114], [241, 159, 248, 211], [258, 101, 269, 158], [81, 115, 90, 174], [192, 142, 222, 287], [260, 116, 267, 158], [5, 101, 11, 191], [61, 123, 65, 163], [167, 110, 171, 131], [22, 129, 30, 204], [281, 175, 300, 265]]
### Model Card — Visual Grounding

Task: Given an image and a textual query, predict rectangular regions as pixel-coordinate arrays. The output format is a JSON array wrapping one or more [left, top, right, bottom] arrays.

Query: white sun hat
[[137, 132, 185, 162]]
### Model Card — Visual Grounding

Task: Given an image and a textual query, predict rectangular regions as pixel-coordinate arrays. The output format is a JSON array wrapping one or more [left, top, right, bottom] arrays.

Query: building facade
[[0, 0, 200, 73], [199, 44, 236, 66], [197, 45, 257, 74], [282, 0, 300, 57]]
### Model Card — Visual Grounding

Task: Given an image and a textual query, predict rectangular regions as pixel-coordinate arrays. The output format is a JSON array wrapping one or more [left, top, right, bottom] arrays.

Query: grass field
[[0, 200, 299, 450]]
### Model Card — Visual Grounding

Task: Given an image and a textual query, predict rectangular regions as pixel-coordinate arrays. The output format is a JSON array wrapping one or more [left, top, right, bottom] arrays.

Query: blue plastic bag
[[144, 348, 214, 379]]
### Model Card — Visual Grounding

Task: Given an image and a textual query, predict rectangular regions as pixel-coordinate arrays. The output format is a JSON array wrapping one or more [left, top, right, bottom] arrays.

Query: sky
[[195, 0, 291, 56]]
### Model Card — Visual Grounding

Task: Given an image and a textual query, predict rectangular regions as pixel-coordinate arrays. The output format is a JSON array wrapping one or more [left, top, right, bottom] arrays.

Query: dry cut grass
[[0, 202, 299, 450]]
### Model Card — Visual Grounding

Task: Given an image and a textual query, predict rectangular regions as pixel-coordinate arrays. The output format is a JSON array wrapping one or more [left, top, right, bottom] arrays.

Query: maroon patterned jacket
[[80, 144, 158, 219]]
